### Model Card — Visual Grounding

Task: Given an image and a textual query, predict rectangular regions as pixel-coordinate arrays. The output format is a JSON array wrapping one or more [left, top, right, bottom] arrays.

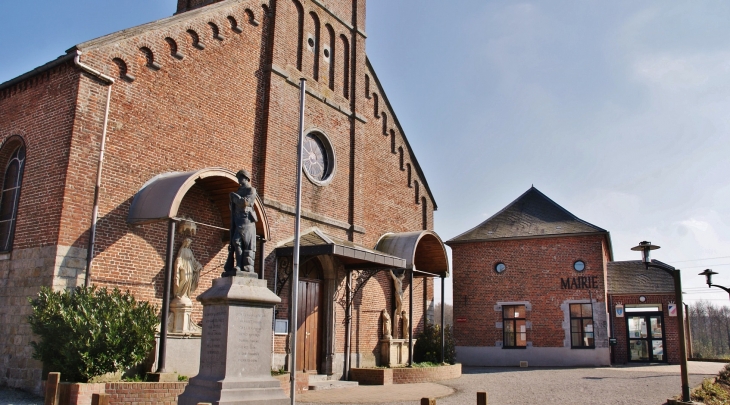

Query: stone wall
[[0, 245, 87, 394]]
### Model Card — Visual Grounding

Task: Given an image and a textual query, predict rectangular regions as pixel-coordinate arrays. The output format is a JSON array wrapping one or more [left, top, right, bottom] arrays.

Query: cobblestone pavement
[[298, 361, 726, 405]]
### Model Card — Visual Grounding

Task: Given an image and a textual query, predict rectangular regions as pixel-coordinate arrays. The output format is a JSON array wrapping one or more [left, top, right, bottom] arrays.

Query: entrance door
[[296, 277, 322, 372], [627, 313, 666, 362]]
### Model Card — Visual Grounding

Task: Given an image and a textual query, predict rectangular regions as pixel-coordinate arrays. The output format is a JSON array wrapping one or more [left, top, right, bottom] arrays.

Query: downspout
[[72, 50, 115, 287]]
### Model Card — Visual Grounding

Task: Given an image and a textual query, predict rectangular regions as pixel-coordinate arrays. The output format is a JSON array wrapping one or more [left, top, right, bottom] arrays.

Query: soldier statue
[[223, 169, 258, 276]]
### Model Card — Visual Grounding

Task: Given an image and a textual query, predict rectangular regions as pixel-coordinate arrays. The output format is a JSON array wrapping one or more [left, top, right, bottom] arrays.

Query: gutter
[[71, 50, 115, 287]]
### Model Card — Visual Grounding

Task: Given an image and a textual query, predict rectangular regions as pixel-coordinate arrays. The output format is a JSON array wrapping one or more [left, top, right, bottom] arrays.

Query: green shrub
[[28, 286, 158, 382], [413, 323, 456, 365]]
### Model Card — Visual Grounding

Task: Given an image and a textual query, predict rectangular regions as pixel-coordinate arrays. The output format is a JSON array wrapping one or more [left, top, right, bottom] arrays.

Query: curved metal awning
[[127, 168, 270, 240], [275, 228, 406, 270], [375, 230, 449, 277]]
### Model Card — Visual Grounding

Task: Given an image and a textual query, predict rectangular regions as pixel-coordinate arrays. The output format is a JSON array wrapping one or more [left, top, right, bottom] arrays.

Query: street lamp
[[699, 269, 730, 297], [631, 241, 690, 403]]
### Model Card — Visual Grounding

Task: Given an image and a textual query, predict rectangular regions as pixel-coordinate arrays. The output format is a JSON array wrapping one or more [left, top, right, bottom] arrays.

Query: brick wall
[[0, 0, 437, 391], [609, 293, 681, 364], [450, 235, 609, 348]]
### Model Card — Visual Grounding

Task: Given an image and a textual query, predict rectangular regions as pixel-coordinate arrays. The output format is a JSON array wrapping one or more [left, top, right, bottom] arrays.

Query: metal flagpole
[[290, 78, 307, 405]]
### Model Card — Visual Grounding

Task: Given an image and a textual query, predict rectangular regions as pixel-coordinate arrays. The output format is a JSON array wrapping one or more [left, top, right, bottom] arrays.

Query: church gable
[[74, 0, 267, 82]]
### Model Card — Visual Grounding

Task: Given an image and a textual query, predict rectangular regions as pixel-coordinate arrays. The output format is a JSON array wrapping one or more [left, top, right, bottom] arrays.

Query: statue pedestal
[[178, 274, 288, 405], [379, 338, 416, 367], [170, 296, 201, 335]]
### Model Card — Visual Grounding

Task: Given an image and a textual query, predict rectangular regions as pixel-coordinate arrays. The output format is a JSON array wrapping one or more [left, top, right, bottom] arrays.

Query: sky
[[2, 1, 730, 305]]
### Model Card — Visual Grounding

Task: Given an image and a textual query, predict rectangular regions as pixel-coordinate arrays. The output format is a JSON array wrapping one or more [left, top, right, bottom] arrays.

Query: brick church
[[0, 0, 448, 394]]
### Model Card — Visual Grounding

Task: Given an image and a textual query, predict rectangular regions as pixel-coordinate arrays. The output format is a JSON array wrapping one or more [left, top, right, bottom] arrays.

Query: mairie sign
[[560, 276, 599, 290]]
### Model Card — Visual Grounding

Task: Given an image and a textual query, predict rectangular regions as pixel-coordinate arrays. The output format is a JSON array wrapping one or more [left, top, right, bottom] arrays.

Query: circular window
[[495, 262, 506, 274], [307, 37, 315, 47], [574, 260, 585, 272], [302, 131, 335, 186], [323, 48, 330, 58]]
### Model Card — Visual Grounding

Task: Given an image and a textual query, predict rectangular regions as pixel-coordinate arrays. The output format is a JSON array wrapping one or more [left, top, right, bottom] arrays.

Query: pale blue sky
[[3, 1, 730, 304]]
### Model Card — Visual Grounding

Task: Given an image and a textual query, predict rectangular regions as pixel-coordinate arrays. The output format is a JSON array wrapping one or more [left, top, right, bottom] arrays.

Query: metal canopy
[[127, 167, 270, 240], [375, 231, 450, 277], [275, 228, 406, 270]]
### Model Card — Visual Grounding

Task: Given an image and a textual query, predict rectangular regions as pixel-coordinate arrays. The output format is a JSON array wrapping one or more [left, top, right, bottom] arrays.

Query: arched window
[[340, 34, 350, 99], [325, 24, 335, 90], [309, 12, 320, 81], [293, 0, 304, 71], [422, 197, 428, 230], [414, 180, 420, 205], [365, 74, 370, 98], [373, 93, 379, 118], [382, 112, 388, 135], [391, 130, 397, 154], [406, 163, 412, 187], [398, 146, 404, 169], [0, 142, 26, 252]]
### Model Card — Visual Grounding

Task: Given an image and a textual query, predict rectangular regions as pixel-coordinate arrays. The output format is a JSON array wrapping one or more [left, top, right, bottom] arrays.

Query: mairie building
[[447, 187, 681, 367], [0, 0, 449, 394]]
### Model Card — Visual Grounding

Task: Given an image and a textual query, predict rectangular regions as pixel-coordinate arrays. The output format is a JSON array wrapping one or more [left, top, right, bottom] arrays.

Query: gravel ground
[[299, 361, 726, 405]]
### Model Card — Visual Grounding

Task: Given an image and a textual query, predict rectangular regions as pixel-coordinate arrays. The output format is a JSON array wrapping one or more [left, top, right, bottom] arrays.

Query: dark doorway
[[296, 259, 324, 373], [626, 312, 666, 362]]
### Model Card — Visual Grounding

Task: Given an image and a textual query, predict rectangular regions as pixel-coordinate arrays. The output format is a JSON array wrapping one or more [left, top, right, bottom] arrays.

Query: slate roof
[[607, 260, 675, 295], [447, 186, 608, 244]]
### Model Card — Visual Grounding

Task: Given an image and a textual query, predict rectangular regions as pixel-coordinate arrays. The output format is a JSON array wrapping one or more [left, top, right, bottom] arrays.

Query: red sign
[[456, 317, 467, 323]]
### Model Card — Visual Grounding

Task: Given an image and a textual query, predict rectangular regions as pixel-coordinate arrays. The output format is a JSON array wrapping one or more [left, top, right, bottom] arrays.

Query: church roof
[[447, 186, 608, 244], [607, 260, 675, 295]]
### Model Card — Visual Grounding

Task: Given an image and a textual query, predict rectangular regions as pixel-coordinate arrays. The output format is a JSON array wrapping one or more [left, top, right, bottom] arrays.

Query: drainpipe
[[72, 50, 115, 287]]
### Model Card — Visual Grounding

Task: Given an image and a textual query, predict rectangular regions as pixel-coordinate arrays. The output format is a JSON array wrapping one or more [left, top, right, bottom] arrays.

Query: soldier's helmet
[[236, 169, 251, 182]]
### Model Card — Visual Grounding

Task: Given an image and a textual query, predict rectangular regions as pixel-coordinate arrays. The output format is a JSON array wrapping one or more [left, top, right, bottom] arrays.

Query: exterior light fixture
[[630, 241, 690, 403], [630, 241, 660, 268], [699, 269, 730, 297]]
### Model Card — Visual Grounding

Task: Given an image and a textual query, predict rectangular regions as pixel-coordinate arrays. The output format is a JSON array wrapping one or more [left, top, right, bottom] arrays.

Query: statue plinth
[[379, 338, 416, 368], [178, 276, 287, 405], [169, 295, 201, 335]]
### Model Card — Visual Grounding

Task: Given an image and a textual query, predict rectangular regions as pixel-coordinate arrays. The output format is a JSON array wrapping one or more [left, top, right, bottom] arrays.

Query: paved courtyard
[[298, 361, 726, 405], [0, 362, 724, 405]]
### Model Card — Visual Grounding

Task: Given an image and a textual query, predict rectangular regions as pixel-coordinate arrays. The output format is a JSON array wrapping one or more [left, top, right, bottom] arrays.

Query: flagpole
[[290, 77, 307, 405]]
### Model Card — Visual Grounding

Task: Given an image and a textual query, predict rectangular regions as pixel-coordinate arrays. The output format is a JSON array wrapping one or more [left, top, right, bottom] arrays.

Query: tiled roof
[[447, 186, 607, 243], [607, 260, 675, 294]]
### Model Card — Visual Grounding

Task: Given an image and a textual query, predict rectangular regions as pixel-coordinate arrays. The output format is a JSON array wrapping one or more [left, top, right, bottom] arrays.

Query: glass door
[[627, 313, 666, 362]]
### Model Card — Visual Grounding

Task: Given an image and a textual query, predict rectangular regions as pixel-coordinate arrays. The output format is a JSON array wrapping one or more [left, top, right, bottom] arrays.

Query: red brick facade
[[0, 0, 441, 393], [449, 234, 612, 367], [609, 294, 682, 364]]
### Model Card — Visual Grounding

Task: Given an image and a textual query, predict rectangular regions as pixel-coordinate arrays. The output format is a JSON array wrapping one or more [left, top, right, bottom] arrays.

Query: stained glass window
[[302, 133, 329, 182], [0, 146, 25, 252]]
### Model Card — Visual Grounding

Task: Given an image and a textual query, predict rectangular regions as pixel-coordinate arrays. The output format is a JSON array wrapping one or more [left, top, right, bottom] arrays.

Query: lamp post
[[699, 269, 730, 298], [631, 241, 690, 403]]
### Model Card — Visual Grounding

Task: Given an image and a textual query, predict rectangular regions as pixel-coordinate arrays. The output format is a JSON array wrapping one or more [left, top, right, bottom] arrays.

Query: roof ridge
[[447, 186, 607, 243], [447, 186, 535, 242]]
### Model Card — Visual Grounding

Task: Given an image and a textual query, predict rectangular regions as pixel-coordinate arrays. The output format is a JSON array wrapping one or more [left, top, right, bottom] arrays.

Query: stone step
[[308, 380, 359, 391], [307, 374, 330, 382]]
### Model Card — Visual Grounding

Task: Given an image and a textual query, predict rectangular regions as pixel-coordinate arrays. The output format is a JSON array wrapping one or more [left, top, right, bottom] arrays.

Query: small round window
[[495, 262, 506, 274], [323, 48, 330, 58], [302, 131, 335, 186], [574, 260, 585, 272]]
